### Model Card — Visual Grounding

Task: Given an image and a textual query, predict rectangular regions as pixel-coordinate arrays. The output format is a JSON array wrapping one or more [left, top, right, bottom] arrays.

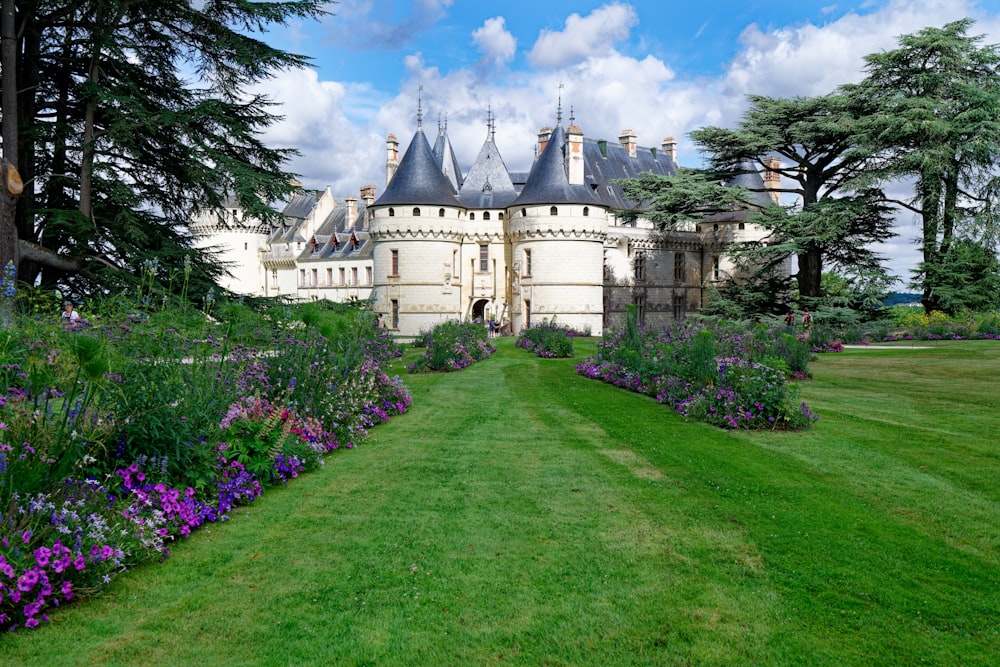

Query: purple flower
[[17, 569, 39, 592]]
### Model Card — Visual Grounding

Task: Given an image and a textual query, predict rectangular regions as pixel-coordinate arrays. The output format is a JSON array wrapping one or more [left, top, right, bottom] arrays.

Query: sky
[[248, 0, 1000, 285]]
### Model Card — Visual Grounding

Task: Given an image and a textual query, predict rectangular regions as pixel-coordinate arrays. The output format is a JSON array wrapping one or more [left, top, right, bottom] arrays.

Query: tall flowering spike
[[1, 261, 16, 297]]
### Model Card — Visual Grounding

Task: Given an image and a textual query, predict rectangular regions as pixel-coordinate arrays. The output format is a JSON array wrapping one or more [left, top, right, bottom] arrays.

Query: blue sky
[[250, 0, 1000, 282]]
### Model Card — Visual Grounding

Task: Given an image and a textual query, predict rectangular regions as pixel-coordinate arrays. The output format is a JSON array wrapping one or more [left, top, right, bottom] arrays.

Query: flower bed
[[0, 302, 410, 631], [576, 318, 817, 430], [408, 320, 496, 372], [515, 320, 579, 358]]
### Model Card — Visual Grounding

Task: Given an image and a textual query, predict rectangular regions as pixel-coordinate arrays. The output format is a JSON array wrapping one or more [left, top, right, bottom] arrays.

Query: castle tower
[[508, 124, 607, 335], [371, 127, 465, 336]]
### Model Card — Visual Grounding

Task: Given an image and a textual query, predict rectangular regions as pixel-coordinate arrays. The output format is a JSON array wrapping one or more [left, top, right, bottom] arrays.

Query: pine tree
[[0, 0, 327, 299], [849, 19, 1000, 313], [690, 93, 893, 301]]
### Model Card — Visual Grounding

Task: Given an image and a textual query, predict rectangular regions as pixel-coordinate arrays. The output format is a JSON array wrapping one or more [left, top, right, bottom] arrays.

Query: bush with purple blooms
[[515, 319, 578, 358], [576, 307, 817, 430], [408, 320, 496, 373], [1, 297, 411, 632]]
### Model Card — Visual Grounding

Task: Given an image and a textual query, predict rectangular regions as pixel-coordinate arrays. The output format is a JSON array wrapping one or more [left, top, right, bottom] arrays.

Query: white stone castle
[[191, 108, 776, 337]]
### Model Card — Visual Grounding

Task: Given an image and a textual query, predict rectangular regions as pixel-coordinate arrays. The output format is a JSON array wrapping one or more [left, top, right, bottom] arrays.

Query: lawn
[[1, 338, 997, 665]]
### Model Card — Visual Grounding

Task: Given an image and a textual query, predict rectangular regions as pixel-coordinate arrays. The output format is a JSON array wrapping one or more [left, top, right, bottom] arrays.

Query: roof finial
[[569, 105, 575, 126], [417, 85, 424, 130], [556, 82, 564, 126], [438, 113, 443, 134], [487, 104, 495, 140]]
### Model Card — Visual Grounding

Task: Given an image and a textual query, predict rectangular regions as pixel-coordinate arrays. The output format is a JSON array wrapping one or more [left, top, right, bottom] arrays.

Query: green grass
[[1, 339, 998, 665]]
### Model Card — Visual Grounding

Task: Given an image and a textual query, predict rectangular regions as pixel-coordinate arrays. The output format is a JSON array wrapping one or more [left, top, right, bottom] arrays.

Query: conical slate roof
[[458, 130, 517, 209], [727, 160, 776, 209], [511, 125, 600, 207], [432, 123, 464, 192], [374, 129, 462, 208]]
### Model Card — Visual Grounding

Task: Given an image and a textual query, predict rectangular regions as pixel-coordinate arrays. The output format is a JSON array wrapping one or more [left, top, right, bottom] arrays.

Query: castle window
[[634, 293, 646, 326], [738, 222, 745, 230], [525, 249, 532, 276], [674, 253, 685, 283], [583, 206, 589, 217], [439, 208, 445, 217], [672, 292, 685, 320], [634, 251, 646, 281], [299, 269, 306, 286], [521, 208, 527, 217], [311, 268, 318, 286], [339, 267, 346, 285], [470, 212, 476, 221], [550, 206, 558, 216], [327, 268, 333, 285], [479, 244, 489, 272], [712, 256, 721, 281], [351, 267, 358, 285], [388, 208, 395, 217], [391, 249, 399, 276], [413, 207, 421, 216], [499, 212, 504, 220], [391, 299, 399, 329], [366, 266, 373, 285], [483, 212, 491, 221], [713, 223, 719, 232], [244, 242, 248, 250]]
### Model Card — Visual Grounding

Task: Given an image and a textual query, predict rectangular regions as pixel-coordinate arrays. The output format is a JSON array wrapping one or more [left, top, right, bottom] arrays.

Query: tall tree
[[847, 19, 1000, 313], [690, 94, 894, 300], [0, 0, 327, 299]]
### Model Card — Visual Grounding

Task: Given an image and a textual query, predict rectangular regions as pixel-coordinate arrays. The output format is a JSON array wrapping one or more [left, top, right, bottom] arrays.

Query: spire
[[569, 105, 575, 127], [556, 82, 564, 126], [487, 105, 496, 141], [416, 85, 423, 130]]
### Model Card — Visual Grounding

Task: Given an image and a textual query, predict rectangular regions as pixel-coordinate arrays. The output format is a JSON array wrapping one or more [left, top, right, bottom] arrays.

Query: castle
[[191, 109, 776, 337]]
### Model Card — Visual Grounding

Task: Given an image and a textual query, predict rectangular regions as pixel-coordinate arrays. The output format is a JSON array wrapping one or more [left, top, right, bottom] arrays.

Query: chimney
[[566, 124, 584, 185], [619, 129, 637, 158], [763, 156, 781, 204], [386, 134, 399, 186], [345, 196, 358, 223], [661, 137, 678, 164], [360, 184, 376, 206], [537, 126, 553, 157]]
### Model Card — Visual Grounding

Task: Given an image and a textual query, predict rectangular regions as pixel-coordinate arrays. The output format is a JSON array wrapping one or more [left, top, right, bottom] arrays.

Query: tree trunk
[[918, 171, 943, 313], [796, 244, 823, 299], [1, 0, 20, 273]]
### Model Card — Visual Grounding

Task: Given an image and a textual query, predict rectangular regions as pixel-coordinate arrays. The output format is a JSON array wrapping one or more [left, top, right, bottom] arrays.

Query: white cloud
[[473, 17, 517, 66], [528, 2, 639, 68], [253, 68, 386, 195], [724, 0, 985, 99]]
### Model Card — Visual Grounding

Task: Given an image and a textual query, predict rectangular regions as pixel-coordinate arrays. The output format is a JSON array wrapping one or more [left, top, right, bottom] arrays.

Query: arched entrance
[[471, 298, 490, 323]]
